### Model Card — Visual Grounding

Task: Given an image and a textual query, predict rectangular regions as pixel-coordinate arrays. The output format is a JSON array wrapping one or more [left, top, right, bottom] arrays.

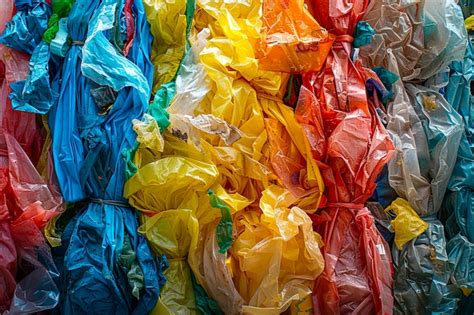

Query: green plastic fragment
[[208, 190, 233, 254]]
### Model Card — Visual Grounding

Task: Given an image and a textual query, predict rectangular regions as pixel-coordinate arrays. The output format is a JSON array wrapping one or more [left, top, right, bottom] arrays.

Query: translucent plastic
[[256, 0, 334, 73]]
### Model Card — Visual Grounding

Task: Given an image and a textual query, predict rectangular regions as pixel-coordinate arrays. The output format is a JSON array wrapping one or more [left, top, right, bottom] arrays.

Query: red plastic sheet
[[294, 1, 395, 313]]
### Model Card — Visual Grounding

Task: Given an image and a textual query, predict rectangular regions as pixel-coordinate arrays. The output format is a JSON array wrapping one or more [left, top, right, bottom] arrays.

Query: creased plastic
[[256, 0, 334, 73], [297, 1, 395, 313], [16, 0, 164, 313]]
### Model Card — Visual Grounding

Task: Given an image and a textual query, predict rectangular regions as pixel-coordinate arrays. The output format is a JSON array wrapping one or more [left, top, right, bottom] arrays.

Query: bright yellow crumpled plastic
[[126, 0, 326, 313], [466, 15, 474, 31], [385, 198, 429, 250], [143, 0, 188, 92], [124, 132, 219, 314]]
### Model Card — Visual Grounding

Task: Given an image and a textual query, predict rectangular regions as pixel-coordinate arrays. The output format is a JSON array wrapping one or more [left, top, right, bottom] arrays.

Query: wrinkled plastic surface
[[15, 0, 163, 313], [0, 133, 62, 314], [359, 0, 424, 81], [0, 46, 43, 165], [0, 1, 62, 312], [10, 41, 56, 114], [125, 0, 326, 313], [0, 0, 51, 55], [257, 0, 334, 73], [295, 1, 395, 313], [392, 218, 455, 314], [385, 198, 428, 250], [388, 83, 463, 216], [296, 85, 394, 314]]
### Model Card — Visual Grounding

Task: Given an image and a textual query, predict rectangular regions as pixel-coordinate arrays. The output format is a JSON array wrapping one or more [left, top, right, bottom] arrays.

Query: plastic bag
[[293, 3, 396, 312], [256, 0, 334, 73], [359, 0, 425, 81], [125, 131, 220, 314], [0, 0, 51, 55], [142, 0, 195, 132], [0, 46, 44, 165], [416, 0, 467, 80], [392, 218, 454, 314], [16, 0, 163, 313], [384, 198, 428, 250], [296, 85, 394, 314], [0, 133, 62, 313]]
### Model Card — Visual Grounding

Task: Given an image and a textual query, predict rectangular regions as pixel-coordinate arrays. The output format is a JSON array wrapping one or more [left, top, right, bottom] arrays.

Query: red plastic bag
[[0, 45, 44, 165], [0, 133, 62, 313], [294, 1, 395, 313]]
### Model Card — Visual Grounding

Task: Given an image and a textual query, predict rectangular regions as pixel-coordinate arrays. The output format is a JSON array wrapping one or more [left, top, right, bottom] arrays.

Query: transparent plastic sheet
[[256, 0, 334, 73], [380, 51, 465, 217], [358, 0, 425, 81], [417, 0, 467, 81], [360, 0, 467, 82], [0, 133, 62, 314], [13, 0, 164, 313], [0, 45, 44, 165]]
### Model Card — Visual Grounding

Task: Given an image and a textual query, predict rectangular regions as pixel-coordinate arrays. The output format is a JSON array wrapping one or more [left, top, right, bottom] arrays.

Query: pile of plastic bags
[[0, 0, 472, 314]]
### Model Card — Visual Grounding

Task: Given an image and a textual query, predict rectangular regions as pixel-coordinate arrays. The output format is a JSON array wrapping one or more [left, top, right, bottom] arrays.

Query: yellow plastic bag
[[188, 185, 324, 314], [385, 198, 429, 250], [140, 210, 199, 314], [466, 15, 474, 31], [143, 0, 188, 92]]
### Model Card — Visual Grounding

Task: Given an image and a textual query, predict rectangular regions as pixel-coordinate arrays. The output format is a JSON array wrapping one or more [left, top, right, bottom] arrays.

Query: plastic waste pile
[[0, 0, 472, 314]]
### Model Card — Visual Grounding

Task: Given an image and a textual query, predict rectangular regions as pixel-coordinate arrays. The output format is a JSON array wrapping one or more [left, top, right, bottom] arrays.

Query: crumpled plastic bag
[[417, 0, 467, 80], [256, 0, 334, 73], [296, 84, 394, 315], [125, 131, 220, 314], [0, 0, 51, 55], [188, 185, 325, 315], [124, 0, 326, 313], [446, 234, 474, 291], [0, 45, 44, 165], [0, 133, 62, 314], [385, 70, 464, 216], [392, 218, 455, 314], [10, 41, 57, 114], [142, 0, 195, 132], [293, 1, 396, 313], [385, 198, 428, 250], [360, 0, 467, 82], [15, 0, 163, 313], [359, 0, 425, 81]]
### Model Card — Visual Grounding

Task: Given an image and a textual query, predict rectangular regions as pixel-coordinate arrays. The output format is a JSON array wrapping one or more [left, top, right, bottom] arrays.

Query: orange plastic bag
[[257, 0, 334, 73]]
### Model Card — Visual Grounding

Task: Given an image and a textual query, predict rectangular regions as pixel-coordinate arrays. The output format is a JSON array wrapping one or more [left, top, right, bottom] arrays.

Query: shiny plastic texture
[[384, 198, 428, 250], [296, 85, 394, 315], [359, 0, 425, 81], [256, 0, 334, 73], [392, 218, 454, 314], [0, 0, 51, 55], [0, 1, 62, 312], [18, 0, 163, 313], [297, 1, 395, 313], [125, 0, 326, 313]]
